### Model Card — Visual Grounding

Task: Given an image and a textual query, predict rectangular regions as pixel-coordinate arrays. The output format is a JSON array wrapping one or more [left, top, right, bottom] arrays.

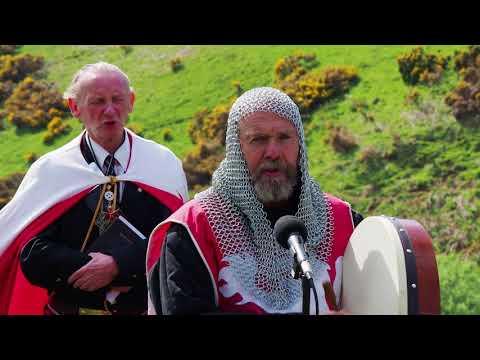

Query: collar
[[86, 130, 130, 171]]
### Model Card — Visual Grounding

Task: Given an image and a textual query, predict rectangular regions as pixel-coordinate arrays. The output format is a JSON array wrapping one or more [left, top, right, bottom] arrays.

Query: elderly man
[[146, 87, 363, 315], [0, 62, 188, 315]]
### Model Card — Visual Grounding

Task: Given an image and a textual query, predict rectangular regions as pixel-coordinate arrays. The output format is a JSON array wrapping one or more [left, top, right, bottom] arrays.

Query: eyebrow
[[243, 128, 296, 137]]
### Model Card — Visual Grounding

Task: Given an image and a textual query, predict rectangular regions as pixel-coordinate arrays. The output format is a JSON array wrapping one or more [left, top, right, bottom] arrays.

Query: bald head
[[63, 62, 133, 103], [65, 62, 135, 154]]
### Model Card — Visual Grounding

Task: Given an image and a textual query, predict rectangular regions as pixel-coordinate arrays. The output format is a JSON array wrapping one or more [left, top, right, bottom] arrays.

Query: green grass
[[438, 253, 480, 314], [2, 45, 478, 251], [0, 118, 83, 174], [1, 45, 479, 314], [3, 45, 465, 168]]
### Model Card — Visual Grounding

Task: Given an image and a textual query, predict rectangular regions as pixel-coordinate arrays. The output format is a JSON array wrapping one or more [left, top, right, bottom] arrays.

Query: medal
[[104, 191, 114, 201], [96, 183, 119, 234]]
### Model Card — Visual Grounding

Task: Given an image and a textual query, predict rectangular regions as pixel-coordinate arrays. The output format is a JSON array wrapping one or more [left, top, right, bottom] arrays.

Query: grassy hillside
[[1, 45, 478, 314]]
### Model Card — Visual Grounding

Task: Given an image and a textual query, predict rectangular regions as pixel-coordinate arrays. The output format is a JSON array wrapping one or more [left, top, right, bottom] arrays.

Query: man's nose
[[104, 102, 115, 115], [264, 140, 281, 160]]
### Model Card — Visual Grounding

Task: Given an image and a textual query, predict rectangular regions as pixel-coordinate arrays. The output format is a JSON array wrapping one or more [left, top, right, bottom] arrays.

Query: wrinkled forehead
[[239, 111, 298, 136], [79, 71, 131, 99]]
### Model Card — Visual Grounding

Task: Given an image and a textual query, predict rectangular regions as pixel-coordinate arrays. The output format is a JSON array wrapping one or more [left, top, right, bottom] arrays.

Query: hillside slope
[[0, 45, 478, 314]]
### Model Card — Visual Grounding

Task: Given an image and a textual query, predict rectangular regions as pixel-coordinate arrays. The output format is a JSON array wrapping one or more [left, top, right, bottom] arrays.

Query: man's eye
[[251, 137, 267, 144], [113, 97, 124, 103], [90, 99, 104, 105]]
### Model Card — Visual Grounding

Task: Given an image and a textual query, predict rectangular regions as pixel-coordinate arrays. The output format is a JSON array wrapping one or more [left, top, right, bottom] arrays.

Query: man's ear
[[68, 98, 81, 117], [129, 91, 136, 113]]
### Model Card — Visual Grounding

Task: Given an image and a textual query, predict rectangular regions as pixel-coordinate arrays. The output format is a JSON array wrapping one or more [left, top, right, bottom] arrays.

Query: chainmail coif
[[197, 87, 333, 311]]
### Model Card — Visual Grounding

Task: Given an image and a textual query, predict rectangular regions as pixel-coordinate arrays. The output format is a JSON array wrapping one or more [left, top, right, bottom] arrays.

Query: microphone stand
[[291, 261, 311, 315]]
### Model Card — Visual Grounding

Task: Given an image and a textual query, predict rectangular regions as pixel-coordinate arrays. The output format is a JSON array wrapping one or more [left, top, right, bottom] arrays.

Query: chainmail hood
[[197, 87, 333, 311]]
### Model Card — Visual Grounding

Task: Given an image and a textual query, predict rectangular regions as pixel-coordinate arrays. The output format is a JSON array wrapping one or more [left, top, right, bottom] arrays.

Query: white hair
[[63, 61, 133, 101]]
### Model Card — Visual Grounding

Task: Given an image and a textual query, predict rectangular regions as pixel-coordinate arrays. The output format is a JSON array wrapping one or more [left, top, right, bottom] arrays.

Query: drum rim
[[388, 217, 420, 315], [396, 218, 441, 315]]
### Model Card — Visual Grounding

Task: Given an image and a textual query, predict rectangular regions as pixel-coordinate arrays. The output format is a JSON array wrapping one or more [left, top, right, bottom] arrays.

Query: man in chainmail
[[147, 87, 363, 314]]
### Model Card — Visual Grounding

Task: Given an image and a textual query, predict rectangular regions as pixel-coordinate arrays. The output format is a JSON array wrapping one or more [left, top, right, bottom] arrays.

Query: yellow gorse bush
[[5, 77, 69, 129], [274, 52, 358, 114], [0, 54, 44, 83], [445, 46, 480, 128], [43, 116, 71, 144], [397, 47, 448, 85]]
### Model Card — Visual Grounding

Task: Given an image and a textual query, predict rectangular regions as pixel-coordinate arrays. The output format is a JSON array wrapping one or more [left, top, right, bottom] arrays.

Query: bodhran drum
[[341, 216, 440, 315]]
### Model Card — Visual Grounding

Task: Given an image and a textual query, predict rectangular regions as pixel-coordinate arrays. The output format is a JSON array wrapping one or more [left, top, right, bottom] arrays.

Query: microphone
[[273, 215, 313, 280]]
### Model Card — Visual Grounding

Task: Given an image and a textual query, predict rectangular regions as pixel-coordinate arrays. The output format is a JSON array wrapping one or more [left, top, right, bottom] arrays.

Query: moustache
[[257, 160, 286, 172], [253, 160, 293, 181]]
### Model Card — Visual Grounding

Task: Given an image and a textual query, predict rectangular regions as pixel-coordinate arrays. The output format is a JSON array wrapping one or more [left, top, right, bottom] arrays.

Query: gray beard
[[253, 172, 297, 204]]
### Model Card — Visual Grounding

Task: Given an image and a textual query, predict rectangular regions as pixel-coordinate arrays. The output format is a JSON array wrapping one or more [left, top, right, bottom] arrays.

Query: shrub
[[43, 117, 72, 144], [274, 52, 318, 81], [0, 54, 44, 83], [170, 57, 183, 73], [161, 127, 173, 142], [0, 45, 20, 55], [397, 47, 448, 85], [24, 152, 38, 164], [445, 47, 480, 128], [184, 99, 236, 189], [404, 88, 421, 106], [43, 132, 55, 144], [323, 66, 359, 95], [188, 99, 233, 146], [119, 45, 133, 55], [0, 111, 5, 131], [325, 125, 358, 153], [445, 79, 480, 128], [182, 141, 225, 190], [5, 77, 69, 130], [452, 45, 480, 72], [187, 108, 209, 144], [0, 172, 25, 210], [275, 62, 359, 114], [0, 80, 15, 104]]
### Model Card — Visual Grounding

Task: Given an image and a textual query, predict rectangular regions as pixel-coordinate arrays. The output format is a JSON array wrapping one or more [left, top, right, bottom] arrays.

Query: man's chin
[[254, 179, 294, 204], [99, 122, 124, 134]]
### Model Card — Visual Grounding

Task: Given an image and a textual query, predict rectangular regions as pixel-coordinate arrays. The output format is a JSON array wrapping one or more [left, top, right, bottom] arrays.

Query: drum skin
[[341, 216, 440, 315]]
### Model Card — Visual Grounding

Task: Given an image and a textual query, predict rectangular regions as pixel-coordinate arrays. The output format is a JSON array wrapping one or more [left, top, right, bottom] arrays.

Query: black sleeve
[[351, 208, 364, 228], [20, 223, 92, 289], [159, 223, 217, 315], [20, 220, 107, 301]]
